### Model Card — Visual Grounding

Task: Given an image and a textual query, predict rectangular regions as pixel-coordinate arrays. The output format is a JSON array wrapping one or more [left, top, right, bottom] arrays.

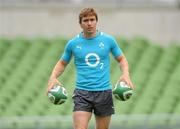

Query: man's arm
[[116, 54, 134, 89], [47, 60, 68, 94]]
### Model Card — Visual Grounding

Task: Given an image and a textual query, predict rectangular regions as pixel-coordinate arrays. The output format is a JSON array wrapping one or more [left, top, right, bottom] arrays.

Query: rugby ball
[[113, 81, 133, 101], [48, 85, 68, 105]]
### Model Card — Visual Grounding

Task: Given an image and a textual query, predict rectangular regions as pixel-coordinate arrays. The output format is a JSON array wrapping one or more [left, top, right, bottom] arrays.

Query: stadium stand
[[0, 37, 180, 129]]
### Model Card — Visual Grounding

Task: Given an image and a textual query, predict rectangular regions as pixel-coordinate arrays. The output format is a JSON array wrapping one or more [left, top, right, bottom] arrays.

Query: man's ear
[[79, 23, 83, 29]]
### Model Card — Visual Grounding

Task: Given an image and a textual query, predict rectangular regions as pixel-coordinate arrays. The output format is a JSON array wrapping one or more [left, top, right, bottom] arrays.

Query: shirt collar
[[80, 30, 100, 40]]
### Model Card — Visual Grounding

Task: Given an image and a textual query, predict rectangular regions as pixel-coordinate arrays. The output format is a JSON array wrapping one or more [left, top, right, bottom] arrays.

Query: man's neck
[[83, 31, 97, 39]]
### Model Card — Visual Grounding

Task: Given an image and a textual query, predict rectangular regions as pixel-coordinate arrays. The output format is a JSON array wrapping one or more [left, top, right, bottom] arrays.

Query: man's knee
[[73, 111, 92, 129], [96, 126, 109, 129], [74, 124, 88, 129], [95, 115, 111, 129]]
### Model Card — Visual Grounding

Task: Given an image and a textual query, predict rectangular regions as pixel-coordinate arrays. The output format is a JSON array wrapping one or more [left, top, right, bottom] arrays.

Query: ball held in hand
[[113, 81, 133, 101], [48, 85, 68, 105]]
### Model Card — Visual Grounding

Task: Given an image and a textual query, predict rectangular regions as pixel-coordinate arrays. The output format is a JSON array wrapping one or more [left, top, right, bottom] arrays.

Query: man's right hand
[[47, 78, 62, 95]]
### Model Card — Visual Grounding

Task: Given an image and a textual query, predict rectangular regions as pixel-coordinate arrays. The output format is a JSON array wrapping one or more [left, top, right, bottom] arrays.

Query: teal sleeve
[[111, 37, 123, 58], [60, 41, 72, 63]]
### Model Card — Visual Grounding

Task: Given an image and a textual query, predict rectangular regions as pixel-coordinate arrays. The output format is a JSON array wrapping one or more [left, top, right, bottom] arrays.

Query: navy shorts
[[72, 89, 115, 116]]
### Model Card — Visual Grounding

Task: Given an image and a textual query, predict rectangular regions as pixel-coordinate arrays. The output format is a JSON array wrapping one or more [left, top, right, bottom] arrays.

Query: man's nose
[[87, 20, 92, 25]]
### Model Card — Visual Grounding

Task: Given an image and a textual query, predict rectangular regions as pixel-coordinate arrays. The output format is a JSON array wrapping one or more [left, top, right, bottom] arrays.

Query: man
[[47, 8, 134, 129]]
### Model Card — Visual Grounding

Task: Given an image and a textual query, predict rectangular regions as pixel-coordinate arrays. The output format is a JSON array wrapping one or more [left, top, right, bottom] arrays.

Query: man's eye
[[83, 19, 88, 22]]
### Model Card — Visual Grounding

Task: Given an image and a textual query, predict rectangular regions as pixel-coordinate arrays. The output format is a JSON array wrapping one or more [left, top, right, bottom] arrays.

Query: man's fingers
[[57, 81, 63, 86], [119, 79, 134, 90], [46, 79, 62, 95], [46, 84, 53, 95], [47, 82, 56, 95], [129, 81, 134, 89]]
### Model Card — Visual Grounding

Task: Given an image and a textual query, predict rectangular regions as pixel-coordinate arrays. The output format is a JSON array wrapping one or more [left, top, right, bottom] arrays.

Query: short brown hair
[[79, 8, 98, 24]]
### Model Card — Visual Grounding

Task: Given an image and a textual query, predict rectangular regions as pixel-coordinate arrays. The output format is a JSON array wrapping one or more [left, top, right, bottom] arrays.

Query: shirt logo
[[99, 42, 104, 49], [76, 45, 82, 49], [85, 53, 100, 67]]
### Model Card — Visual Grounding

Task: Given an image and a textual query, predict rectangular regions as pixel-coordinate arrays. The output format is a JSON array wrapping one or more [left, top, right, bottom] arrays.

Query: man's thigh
[[72, 89, 93, 112], [94, 90, 115, 116], [95, 115, 111, 129], [73, 111, 92, 129]]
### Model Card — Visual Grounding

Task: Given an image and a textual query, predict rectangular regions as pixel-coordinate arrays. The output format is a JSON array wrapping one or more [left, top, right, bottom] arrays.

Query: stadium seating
[[0, 36, 180, 119]]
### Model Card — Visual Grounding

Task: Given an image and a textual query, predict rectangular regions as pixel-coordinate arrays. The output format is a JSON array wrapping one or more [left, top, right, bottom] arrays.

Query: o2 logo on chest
[[85, 53, 103, 69]]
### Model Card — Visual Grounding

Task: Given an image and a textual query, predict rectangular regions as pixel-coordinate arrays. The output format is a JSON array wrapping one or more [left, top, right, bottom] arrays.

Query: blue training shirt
[[61, 31, 123, 91]]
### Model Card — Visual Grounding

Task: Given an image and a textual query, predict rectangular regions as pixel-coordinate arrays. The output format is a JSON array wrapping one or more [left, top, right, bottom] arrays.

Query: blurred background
[[0, 0, 180, 129]]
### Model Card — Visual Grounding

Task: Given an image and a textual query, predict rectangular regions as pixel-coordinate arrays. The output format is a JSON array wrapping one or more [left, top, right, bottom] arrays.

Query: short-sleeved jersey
[[61, 31, 122, 91]]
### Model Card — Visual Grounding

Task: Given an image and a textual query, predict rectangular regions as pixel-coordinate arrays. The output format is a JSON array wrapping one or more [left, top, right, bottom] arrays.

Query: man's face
[[80, 15, 97, 35]]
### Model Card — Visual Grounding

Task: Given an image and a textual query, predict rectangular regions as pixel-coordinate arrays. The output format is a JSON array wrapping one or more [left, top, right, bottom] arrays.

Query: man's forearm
[[50, 60, 67, 79], [116, 55, 134, 89], [117, 55, 129, 75]]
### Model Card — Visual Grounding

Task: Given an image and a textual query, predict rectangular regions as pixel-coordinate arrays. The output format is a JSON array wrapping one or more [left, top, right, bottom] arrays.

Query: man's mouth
[[87, 28, 93, 30]]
